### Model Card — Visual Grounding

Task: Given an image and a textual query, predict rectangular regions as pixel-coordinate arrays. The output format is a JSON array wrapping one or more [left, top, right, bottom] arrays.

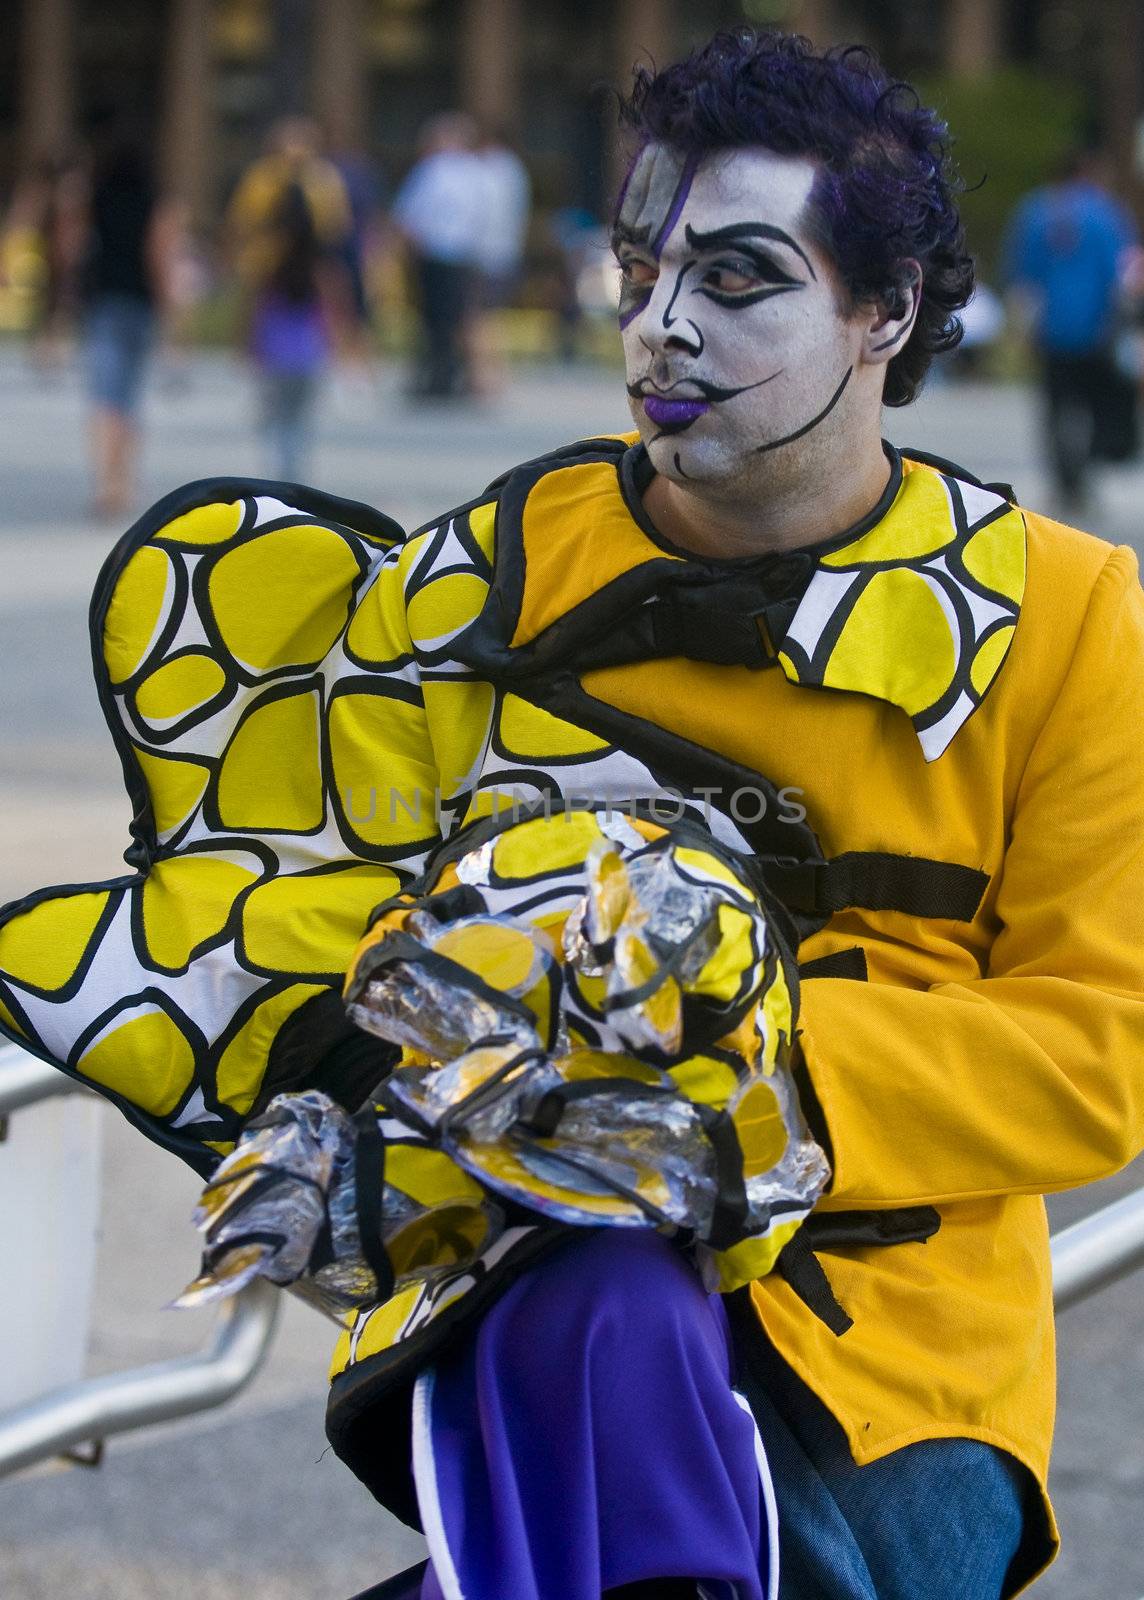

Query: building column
[[610, 0, 675, 192], [161, 0, 214, 227], [792, 0, 842, 46], [459, 0, 523, 134], [1102, 0, 1143, 209], [269, 0, 312, 119], [947, 0, 1002, 78], [18, 0, 76, 166], [313, 0, 368, 150], [616, 0, 673, 85]]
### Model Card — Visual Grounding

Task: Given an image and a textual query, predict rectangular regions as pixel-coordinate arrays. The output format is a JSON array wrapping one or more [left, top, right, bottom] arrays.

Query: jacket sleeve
[[800, 544, 1144, 1209]]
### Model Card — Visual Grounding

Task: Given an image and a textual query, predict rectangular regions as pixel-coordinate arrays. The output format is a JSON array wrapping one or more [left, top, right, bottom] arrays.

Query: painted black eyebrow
[[610, 220, 653, 251], [683, 222, 817, 281]]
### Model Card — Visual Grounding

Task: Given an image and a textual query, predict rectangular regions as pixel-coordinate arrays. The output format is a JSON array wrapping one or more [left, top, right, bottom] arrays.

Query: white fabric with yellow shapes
[[777, 458, 1025, 759]]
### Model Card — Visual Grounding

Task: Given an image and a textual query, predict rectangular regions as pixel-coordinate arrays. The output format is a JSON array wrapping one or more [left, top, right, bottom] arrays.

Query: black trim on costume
[[775, 1227, 854, 1334], [901, 446, 1017, 505], [791, 1035, 833, 1175], [800, 946, 869, 982], [617, 440, 905, 567], [696, 1101, 751, 1250], [353, 1107, 396, 1302], [454, 441, 686, 679], [494, 677, 825, 939]]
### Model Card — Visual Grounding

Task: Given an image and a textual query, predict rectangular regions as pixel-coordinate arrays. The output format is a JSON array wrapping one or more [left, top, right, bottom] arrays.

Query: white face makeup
[[614, 144, 866, 487]]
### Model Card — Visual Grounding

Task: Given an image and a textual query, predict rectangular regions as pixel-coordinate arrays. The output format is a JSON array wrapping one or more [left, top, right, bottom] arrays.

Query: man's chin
[[645, 430, 741, 485]]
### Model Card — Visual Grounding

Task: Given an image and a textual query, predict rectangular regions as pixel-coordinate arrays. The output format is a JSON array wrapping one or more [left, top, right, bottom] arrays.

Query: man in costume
[[4, 29, 1144, 1600]]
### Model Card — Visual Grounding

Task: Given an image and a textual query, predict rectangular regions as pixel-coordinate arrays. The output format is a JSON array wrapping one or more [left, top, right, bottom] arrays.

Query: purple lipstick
[[642, 394, 710, 430]]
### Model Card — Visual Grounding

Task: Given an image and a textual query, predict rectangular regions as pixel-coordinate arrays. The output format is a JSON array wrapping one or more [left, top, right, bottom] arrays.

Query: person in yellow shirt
[[4, 28, 1144, 1600], [225, 114, 351, 323]]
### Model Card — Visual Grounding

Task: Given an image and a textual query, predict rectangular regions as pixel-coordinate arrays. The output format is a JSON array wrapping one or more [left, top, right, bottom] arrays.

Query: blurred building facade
[[1, 0, 1142, 227]]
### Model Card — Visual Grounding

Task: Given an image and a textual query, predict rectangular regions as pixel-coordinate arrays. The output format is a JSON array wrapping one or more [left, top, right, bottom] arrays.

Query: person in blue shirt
[[1003, 150, 1138, 505]]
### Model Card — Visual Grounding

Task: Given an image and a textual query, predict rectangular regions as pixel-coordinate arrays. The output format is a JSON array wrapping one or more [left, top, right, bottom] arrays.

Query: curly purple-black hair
[[619, 30, 974, 406]]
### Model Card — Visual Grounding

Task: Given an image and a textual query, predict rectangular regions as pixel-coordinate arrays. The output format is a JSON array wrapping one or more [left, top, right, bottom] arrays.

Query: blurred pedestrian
[[1003, 150, 1139, 507], [227, 116, 352, 338], [547, 205, 605, 362], [249, 180, 336, 481], [392, 113, 483, 399], [80, 119, 180, 518], [2, 151, 87, 374], [467, 124, 531, 394], [329, 142, 387, 368]]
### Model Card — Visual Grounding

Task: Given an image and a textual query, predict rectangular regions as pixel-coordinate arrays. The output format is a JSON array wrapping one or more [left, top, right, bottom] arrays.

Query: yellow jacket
[[391, 434, 1144, 1583], [2, 436, 1142, 1589]]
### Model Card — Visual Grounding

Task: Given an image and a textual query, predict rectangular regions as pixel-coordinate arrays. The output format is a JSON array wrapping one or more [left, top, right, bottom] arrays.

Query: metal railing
[[0, 1039, 1143, 1476], [0, 1045, 281, 1477], [1051, 1185, 1144, 1311]]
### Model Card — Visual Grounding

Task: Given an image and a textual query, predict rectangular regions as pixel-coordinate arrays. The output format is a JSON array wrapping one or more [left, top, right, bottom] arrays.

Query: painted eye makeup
[[698, 250, 802, 307], [617, 253, 659, 289]]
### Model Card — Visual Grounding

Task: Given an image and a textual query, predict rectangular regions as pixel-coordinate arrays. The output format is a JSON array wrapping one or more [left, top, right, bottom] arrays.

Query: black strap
[[353, 1108, 395, 1303], [696, 1103, 751, 1252], [763, 851, 987, 922], [521, 1082, 749, 1250], [800, 946, 868, 982], [802, 1204, 941, 1251], [775, 1228, 853, 1335], [569, 579, 810, 675], [774, 1204, 942, 1336], [645, 595, 798, 668]]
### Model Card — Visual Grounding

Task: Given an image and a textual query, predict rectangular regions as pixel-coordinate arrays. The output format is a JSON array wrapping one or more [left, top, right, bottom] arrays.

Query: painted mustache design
[[627, 371, 783, 434]]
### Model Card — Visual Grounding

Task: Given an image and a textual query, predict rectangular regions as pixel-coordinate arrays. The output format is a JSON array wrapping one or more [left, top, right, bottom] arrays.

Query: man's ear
[[861, 260, 922, 367]]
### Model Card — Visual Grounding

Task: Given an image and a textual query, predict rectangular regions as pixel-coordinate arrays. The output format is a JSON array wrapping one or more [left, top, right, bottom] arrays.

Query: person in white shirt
[[392, 113, 485, 398]]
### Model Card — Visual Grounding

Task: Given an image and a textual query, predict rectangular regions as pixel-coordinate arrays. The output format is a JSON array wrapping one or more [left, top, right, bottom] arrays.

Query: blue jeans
[[84, 293, 154, 415], [728, 1297, 1042, 1599]]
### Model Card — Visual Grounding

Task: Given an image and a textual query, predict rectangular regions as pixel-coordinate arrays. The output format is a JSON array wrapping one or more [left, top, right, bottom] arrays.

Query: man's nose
[[642, 271, 703, 358]]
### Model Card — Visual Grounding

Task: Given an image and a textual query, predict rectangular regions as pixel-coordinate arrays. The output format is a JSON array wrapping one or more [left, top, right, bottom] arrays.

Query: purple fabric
[[250, 294, 329, 375], [415, 1230, 770, 1600]]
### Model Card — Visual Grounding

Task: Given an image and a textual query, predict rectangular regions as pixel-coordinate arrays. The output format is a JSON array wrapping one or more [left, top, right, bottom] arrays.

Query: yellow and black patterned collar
[[458, 436, 1026, 762]]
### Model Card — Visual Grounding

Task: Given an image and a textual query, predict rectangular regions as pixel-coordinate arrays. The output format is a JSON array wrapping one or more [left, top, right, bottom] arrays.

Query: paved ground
[[1, 348, 1143, 1596]]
